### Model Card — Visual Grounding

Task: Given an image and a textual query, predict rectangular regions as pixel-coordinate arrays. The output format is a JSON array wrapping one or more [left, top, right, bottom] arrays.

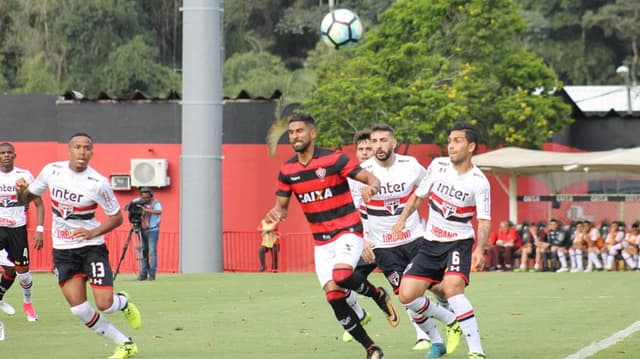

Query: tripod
[[114, 223, 143, 280]]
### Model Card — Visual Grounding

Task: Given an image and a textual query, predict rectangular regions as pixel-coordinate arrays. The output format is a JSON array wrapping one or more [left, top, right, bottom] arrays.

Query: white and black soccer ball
[[320, 9, 363, 49]]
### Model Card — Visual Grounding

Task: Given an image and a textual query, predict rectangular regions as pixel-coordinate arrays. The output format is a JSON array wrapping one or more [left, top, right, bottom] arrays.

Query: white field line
[[564, 321, 640, 359]]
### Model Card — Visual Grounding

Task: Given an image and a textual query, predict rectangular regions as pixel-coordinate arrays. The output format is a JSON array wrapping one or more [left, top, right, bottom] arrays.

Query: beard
[[292, 139, 311, 153], [375, 149, 392, 162]]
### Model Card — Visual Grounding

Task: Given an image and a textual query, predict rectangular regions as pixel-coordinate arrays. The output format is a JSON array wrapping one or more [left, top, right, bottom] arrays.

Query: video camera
[[125, 198, 146, 226]]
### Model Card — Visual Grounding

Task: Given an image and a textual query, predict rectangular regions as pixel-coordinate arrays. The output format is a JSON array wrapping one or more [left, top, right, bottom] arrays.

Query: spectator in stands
[[548, 219, 571, 272], [621, 222, 639, 271], [514, 221, 538, 272], [604, 221, 625, 271], [258, 219, 279, 272], [487, 220, 521, 271], [585, 220, 604, 272], [568, 221, 586, 272]]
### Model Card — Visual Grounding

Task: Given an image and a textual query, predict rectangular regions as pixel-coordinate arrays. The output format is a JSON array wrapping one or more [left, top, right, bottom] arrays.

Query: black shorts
[[404, 238, 474, 285], [374, 239, 425, 292], [0, 226, 29, 266], [53, 244, 114, 288]]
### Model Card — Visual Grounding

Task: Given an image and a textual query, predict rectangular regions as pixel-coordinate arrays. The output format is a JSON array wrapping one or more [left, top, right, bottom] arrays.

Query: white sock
[[345, 290, 365, 320], [406, 308, 430, 342], [576, 250, 584, 270], [16, 271, 33, 303], [569, 249, 576, 269], [601, 253, 608, 266], [404, 296, 456, 325], [588, 252, 602, 268], [103, 293, 128, 314], [449, 294, 484, 354], [70, 301, 129, 344], [605, 254, 615, 270], [558, 253, 568, 269], [622, 252, 635, 269]]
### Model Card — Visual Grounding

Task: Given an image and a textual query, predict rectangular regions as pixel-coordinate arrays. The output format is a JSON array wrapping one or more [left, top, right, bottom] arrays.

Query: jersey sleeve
[[414, 162, 435, 198], [27, 165, 51, 196], [475, 176, 491, 220], [336, 152, 362, 179], [276, 170, 292, 198], [96, 179, 121, 216]]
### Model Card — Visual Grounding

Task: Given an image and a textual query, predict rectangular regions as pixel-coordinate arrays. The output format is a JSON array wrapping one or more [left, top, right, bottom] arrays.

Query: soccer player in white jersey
[[362, 124, 462, 358], [0, 143, 44, 321], [15, 133, 142, 359], [392, 122, 491, 359]]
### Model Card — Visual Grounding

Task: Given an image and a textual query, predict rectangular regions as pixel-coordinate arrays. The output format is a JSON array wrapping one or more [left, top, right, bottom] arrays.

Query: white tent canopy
[[472, 146, 640, 222]]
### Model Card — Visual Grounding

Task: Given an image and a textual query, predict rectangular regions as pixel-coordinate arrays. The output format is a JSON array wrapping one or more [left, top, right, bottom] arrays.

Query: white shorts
[[0, 249, 13, 267], [314, 233, 363, 288]]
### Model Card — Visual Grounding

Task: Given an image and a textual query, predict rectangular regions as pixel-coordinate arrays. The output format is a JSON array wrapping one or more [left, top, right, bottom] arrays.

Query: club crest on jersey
[[58, 204, 75, 219], [384, 199, 400, 215], [387, 271, 400, 288], [442, 203, 457, 218], [0, 196, 11, 207], [315, 167, 326, 181]]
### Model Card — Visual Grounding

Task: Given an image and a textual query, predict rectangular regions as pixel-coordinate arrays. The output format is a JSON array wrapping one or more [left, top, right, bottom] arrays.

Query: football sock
[[558, 253, 568, 269], [332, 268, 377, 298], [605, 253, 615, 270], [449, 294, 484, 355], [588, 252, 602, 268], [575, 250, 584, 270], [405, 308, 431, 341], [404, 296, 456, 325], [326, 290, 374, 348], [16, 271, 33, 303], [601, 253, 608, 267], [569, 249, 577, 269], [345, 290, 365, 320], [622, 252, 635, 269], [0, 271, 15, 300], [71, 301, 129, 344], [103, 293, 128, 314]]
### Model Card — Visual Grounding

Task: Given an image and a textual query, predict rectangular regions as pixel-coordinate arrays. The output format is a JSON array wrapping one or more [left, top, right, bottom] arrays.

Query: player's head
[[499, 220, 510, 232], [0, 142, 16, 172], [448, 121, 479, 165], [68, 132, 94, 172], [353, 129, 372, 163], [370, 123, 397, 163], [549, 218, 559, 230], [287, 114, 316, 154]]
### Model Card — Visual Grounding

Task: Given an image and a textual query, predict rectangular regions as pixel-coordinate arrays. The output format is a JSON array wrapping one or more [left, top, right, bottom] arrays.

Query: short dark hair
[[68, 132, 94, 143], [353, 129, 371, 145], [288, 114, 315, 126], [140, 187, 153, 196], [370, 123, 395, 137], [451, 121, 479, 149], [0, 142, 15, 151]]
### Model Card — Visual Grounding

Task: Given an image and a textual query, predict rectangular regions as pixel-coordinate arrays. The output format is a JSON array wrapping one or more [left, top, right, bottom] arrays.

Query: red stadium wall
[[15, 141, 566, 274]]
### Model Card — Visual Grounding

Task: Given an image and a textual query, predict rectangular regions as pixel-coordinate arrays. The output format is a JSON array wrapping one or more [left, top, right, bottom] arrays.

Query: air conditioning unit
[[130, 158, 170, 187]]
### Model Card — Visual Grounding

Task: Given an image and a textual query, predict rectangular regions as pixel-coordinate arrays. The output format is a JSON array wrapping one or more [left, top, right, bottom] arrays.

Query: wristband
[[36, 225, 44, 233]]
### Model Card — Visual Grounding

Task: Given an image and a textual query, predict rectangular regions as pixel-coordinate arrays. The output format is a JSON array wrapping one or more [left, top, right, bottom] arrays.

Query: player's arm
[[391, 192, 425, 238], [32, 196, 45, 250], [265, 196, 290, 223], [352, 168, 380, 203], [15, 178, 40, 205], [472, 219, 491, 270]]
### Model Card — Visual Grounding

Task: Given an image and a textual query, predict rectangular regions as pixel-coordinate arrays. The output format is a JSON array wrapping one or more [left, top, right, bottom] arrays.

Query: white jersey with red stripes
[[28, 161, 121, 249], [416, 157, 491, 243], [360, 154, 426, 249], [0, 167, 34, 227]]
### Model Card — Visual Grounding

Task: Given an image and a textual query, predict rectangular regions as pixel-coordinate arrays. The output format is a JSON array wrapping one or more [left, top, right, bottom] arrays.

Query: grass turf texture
[[0, 272, 638, 358]]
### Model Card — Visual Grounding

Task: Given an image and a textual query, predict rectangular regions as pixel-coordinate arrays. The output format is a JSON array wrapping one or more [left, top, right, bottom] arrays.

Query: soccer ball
[[320, 9, 363, 49]]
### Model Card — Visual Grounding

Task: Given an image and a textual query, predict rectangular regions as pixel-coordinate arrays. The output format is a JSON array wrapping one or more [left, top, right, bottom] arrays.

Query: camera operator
[[133, 187, 162, 281]]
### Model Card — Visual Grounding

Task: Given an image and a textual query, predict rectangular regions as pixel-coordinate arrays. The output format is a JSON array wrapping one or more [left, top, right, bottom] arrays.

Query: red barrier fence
[[26, 230, 315, 274]]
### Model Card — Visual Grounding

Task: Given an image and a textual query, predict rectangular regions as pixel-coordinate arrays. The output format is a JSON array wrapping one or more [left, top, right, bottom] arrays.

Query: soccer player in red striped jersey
[[392, 122, 491, 359], [264, 114, 397, 359]]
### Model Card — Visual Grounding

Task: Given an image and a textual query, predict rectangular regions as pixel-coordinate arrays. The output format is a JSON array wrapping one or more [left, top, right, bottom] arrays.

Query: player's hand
[[361, 241, 375, 263], [265, 207, 287, 223], [360, 185, 378, 203], [391, 220, 405, 240], [33, 231, 44, 250], [471, 247, 485, 271], [15, 177, 28, 192], [71, 227, 95, 241]]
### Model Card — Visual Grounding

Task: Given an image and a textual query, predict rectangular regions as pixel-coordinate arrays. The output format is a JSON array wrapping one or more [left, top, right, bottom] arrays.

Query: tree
[[303, 0, 572, 149], [223, 51, 290, 98]]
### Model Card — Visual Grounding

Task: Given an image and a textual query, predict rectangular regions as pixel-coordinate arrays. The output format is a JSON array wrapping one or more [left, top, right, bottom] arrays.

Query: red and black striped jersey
[[276, 147, 363, 245]]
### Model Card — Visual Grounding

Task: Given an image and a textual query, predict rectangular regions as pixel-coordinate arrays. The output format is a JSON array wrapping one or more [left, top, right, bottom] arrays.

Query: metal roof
[[57, 90, 282, 102], [562, 85, 640, 116]]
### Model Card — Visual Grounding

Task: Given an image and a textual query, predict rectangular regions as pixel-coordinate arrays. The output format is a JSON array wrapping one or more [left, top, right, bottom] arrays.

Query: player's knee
[[332, 268, 353, 287], [95, 297, 114, 312], [325, 289, 347, 303]]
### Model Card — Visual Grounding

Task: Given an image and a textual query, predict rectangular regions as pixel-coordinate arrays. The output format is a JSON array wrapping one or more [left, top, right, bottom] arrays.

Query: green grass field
[[0, 272, 638, 358]]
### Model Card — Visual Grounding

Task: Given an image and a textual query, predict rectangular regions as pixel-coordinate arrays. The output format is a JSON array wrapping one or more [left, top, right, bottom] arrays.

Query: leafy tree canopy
[[303, 0, 572, 149]]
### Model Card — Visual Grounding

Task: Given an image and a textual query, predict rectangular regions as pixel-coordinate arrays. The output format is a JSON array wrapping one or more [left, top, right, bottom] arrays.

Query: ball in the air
[[320, 9, 363, 49]]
